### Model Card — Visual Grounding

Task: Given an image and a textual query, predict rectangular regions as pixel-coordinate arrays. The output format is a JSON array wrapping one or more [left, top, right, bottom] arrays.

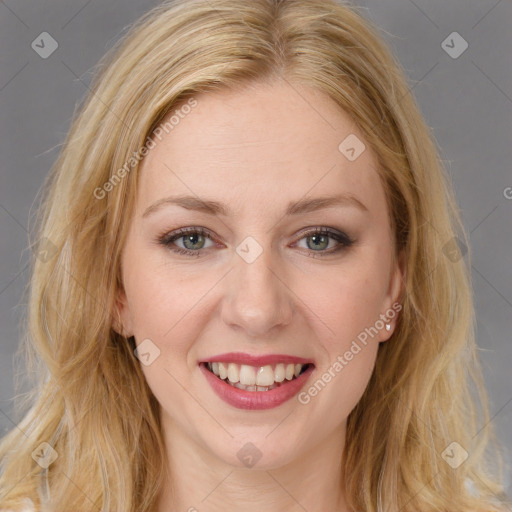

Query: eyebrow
[[142, 193, 368, 218]]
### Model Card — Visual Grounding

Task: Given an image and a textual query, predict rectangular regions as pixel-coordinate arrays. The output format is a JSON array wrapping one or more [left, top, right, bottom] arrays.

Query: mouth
[[199, 355, 315, 410], [203, 361, 313, 392]]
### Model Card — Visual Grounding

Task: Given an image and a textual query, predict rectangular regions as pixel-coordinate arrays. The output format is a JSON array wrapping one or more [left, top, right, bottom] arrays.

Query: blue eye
[[157, 226, 353, 258]]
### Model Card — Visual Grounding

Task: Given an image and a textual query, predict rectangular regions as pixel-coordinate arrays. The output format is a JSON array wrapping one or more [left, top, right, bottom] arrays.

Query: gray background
[[1, 0, 511, 497]]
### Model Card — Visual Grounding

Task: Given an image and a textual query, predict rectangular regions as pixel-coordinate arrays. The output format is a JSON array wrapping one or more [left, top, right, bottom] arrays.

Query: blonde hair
[[0, 0, 509, 511]]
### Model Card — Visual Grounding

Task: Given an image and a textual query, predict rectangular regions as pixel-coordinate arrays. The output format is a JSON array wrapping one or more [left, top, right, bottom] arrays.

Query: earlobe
[[380, 250, 406, 342]]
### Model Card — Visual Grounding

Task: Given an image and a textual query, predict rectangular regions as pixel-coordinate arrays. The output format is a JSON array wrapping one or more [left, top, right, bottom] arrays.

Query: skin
[[116, 79, 403, 512]]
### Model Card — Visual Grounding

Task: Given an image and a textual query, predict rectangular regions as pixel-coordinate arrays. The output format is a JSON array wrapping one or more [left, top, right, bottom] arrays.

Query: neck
[[156, 414, 351, 512]]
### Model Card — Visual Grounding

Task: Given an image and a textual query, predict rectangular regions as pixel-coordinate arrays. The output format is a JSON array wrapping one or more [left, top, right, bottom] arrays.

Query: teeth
[[239, 365, 257, 386], [206, 361, 309, 388], [218, 362, 228, 380], [227, 363, 240, 383], [274, 363, 285, 382], [227, 380, 277, 392], [256, 365, 274, 386]]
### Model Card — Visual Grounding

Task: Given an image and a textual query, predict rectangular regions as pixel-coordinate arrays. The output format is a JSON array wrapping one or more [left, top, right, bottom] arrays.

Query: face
[[116, 80, 402, 470]]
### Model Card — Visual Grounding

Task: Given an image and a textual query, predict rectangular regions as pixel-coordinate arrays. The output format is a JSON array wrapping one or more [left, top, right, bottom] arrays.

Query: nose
[[220, 243, 294, 339]]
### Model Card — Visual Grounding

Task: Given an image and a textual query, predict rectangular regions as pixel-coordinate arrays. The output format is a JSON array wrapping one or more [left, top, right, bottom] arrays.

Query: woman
[[0, 0, 509, 511]]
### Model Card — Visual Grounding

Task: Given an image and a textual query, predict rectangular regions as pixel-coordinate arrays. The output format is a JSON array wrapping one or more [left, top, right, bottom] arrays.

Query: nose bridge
[[221, 236, 293, 337]]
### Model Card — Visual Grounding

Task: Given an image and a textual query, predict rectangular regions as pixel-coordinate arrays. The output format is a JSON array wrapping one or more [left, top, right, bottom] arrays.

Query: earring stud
[[385, 323, 391, 331]]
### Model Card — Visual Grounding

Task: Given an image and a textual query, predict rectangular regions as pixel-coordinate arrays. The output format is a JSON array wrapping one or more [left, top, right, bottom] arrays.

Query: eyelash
[[157, 226, 354, 259]]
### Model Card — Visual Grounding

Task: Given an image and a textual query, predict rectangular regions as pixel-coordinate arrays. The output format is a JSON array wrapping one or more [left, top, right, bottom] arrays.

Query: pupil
[[184, 233, 204, 250], [308, 234, 328, 251]]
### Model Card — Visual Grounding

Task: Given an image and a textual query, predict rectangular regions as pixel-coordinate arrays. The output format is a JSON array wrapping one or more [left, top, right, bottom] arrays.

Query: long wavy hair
[[0, 0, 509, 511]]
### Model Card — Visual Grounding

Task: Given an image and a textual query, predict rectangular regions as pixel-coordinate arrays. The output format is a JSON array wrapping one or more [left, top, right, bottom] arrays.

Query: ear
[[379, 249, 405, 342], [112, 285, 134, 337]]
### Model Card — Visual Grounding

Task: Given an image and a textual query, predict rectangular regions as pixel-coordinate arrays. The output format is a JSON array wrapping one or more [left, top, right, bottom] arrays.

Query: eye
[[293, 227, 353, 257], [157, 227, 217, 256], [157, 226, 354, 258]]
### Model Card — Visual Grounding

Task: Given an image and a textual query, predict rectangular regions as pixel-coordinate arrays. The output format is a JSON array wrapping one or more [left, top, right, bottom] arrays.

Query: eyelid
[[158, 226, 221, 249], [158, 225, 353, 257], [293, 226, 353, 245]]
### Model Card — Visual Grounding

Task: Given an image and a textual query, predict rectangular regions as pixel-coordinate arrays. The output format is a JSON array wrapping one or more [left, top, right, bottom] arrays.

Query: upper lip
[[199, 352, 315, 367]]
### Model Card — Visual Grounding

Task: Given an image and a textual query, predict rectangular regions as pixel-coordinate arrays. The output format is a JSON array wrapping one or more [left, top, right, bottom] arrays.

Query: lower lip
[[200, 363, 315, 410]]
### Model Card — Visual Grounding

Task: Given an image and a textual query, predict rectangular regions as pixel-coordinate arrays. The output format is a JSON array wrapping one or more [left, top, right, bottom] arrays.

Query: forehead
[[136, 80, 384, 216]]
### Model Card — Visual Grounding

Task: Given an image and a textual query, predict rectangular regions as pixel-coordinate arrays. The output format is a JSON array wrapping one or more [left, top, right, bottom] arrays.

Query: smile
[[206, 361, 311, 391], [199, 354, 315, 410]]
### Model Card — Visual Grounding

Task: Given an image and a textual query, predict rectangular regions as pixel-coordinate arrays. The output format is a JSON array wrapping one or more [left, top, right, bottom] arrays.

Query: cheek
[[300, 251, 391, 350], [122, 259, 208, 410], [122, 247, 224, 370], [298, 245, 390, 414], [121, 249, 185, 345], [296, 266, 382, 424], [312, 343, 378, 431]]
